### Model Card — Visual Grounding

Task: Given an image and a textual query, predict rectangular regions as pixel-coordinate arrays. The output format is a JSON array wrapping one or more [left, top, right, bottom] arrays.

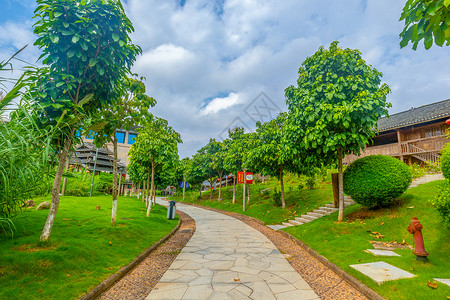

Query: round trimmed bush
[[343, 155, 412, 208], [431, 180, 450, 228], [440, 143, 450, 179]]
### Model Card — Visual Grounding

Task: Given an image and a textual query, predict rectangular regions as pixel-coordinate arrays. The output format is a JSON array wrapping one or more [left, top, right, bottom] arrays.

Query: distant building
[[344, 99, 450, 165], [82, 126, 139, 167]]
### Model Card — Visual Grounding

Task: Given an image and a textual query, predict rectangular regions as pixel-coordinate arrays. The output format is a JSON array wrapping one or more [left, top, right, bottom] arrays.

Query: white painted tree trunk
[[280, 169, 286, 209], [40, 129, 74, 241], [111, 137, 118, 226], [338, 148, 344, 221], [232, 176, 236, 204], [146, 160, 155, 216]]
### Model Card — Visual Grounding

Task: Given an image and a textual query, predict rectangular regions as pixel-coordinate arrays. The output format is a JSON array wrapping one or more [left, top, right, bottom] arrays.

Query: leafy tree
[[210, 140, 227, 201], [86, 75, 155, 225], [285, 41, 391, 221], [223, 127, 252, 204], [31, 0, 140, 241], [247, 113, 295, 208], [400, 0, 450, 50], [128, 117, 181, 216], [194, 139, 219, 200]]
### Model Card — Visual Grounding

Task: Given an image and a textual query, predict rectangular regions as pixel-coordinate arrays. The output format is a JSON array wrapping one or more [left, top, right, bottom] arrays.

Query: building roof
[[377, 98, 450, 132]]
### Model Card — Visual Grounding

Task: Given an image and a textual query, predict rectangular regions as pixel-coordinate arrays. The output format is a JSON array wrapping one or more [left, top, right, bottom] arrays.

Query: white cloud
[[2, 0, 450, 158], [201, 92, 241, 115]]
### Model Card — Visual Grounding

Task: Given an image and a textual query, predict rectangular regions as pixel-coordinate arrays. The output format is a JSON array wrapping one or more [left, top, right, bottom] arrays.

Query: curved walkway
[[147, 199, 319, 300]]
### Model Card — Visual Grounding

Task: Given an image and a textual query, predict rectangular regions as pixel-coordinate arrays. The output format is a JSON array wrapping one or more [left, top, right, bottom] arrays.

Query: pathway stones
[[365, 249, 401, 257], [147, 199, 319, 300], [350, 261, 416, 284]]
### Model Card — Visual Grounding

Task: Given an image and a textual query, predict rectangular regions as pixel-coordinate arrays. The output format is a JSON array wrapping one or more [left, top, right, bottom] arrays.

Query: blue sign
[[180, 181, 189, 188]]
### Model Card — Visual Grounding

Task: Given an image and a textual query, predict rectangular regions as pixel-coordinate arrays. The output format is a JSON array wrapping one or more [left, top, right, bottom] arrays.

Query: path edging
[[277, 230, 384, 300], [174, 200, 383, 300], [78, 217, 182, 300]]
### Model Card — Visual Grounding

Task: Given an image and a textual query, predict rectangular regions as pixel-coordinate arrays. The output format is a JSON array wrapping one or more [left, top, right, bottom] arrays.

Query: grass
[[170, 175, 333, 224], [283, 181, 450, 300], [0, 195, 178, 300]]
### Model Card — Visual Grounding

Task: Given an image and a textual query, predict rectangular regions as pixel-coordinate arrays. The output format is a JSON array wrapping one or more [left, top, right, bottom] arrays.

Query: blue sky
[[1, 0, 450, 158]]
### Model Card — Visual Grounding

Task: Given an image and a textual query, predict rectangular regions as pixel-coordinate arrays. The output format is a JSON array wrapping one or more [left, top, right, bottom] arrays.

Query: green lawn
[[170, 176, 333, 224], [0, 195, 178, 300], [284, 181, 450, 300]]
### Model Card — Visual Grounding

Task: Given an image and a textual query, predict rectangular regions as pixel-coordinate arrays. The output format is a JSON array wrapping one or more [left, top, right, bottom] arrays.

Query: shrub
[[343, 155, 412, 208], [441, 143, 450, 179], [272, 188, 282, 207], [305, 175, 316, 190], [430, 180, 450, 228]]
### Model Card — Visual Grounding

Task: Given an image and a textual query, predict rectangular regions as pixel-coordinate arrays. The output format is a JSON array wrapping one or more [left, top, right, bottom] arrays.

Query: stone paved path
[[146, 199, 319, 300]]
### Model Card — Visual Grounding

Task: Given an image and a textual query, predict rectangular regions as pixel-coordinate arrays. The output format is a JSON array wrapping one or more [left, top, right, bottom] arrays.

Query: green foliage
[[410, 163, 427, 179], [305, 175, 316, 190], [441, 143, 450, 179], [64, 172, 115, 197], [343, 155, 412, 208], [431, 180, 450, 228], [400, 0, 450, 50], [272, 187, 282, 207], [284, 41, 391, 166]]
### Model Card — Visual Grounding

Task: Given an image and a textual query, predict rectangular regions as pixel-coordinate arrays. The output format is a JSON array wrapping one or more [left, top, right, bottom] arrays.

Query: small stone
[[35, 201, 50, 210], [21, 200, 35, 208]]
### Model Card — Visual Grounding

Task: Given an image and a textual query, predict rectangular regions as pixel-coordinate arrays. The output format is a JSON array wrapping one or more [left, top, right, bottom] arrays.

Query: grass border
[[277, 230, 384, 300], [175, 200, 384, 300], [78, 217, 182, 300]]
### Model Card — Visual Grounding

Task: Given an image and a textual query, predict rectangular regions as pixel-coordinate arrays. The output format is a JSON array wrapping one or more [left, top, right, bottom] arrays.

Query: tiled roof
[[378, 98, 450, 132]]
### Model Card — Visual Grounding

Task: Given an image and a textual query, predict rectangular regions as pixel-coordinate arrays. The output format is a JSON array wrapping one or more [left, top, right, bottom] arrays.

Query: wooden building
[[344, 99, 450, 165]]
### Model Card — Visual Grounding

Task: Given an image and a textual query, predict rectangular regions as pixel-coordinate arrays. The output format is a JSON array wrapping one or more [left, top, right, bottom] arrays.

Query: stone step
[[282, 222, 294, 227], [295, 217, 311, 223], [288, 220, 303, 226], [325, 203, 336, 208], [313, 209, 329, 215], [307, 212, 322, 218], [301, 214, 318, 221], [320, 207, 338, 213]]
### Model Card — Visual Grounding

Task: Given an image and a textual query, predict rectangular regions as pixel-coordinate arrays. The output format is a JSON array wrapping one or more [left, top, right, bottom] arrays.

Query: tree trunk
[[40, 129, 74, 241], [111, 137, 118, 226], [182, 173, 185, 201], [147, 160, 154, 216], [209, 178, 213, 199], [280, 169, 285, 209], [61, 158, 69, 196], [338, 148, 344, 221], [232, 176, 236, 204], [246, 182, 250, 205], [118, 173, 122, 196], [146, 168, 151, 206], [218, 170, 223, 201]]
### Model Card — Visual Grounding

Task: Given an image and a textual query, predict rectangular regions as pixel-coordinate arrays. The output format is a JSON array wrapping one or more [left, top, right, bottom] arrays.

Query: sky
[[1, 0, 450, 158]]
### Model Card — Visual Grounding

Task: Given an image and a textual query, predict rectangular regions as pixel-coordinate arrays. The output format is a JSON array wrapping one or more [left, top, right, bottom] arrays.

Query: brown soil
[[14, 243, 57, 253]]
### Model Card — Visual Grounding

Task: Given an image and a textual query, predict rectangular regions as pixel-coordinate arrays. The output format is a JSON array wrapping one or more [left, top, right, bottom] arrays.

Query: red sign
[[237, 172, 253, 184]]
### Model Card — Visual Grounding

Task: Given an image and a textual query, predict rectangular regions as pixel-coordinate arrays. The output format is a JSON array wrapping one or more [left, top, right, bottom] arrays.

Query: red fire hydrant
[[407, 217, 429, 261]]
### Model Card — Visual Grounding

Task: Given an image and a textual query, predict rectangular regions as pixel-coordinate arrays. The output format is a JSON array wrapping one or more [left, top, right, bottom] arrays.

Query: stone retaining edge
[[174, 199, 383, 300], [277, 230, 385, 300], [78, 217, 182, 300]]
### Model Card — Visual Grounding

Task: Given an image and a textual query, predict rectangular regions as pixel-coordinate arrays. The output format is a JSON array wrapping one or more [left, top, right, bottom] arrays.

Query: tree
[[128, 117, 181, 216], [32, 0, 140, 241], [194, 139, 219, 200], [210, 140, 227, 201], [247, 113, 295, 208], [400, 0, 450, 50], [285, 41, 391, 221], [86, 75, 155, 225]]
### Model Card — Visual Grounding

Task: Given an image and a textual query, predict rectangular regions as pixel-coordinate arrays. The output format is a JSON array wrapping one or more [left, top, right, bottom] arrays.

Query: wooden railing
[[343, 135, 449, 165]]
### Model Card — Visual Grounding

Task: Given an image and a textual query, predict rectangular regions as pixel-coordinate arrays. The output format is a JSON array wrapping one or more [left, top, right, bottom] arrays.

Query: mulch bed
[[182, 203, 368, 300], [98, 210, 195, 300]]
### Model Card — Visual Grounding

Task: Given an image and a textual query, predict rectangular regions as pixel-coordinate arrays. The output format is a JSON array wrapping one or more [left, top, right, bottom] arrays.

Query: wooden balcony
[[343, 135, 448, 165]]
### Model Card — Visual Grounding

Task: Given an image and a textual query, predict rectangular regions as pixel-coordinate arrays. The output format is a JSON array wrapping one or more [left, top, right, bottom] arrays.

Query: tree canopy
[[400, 0, 450, 50]]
